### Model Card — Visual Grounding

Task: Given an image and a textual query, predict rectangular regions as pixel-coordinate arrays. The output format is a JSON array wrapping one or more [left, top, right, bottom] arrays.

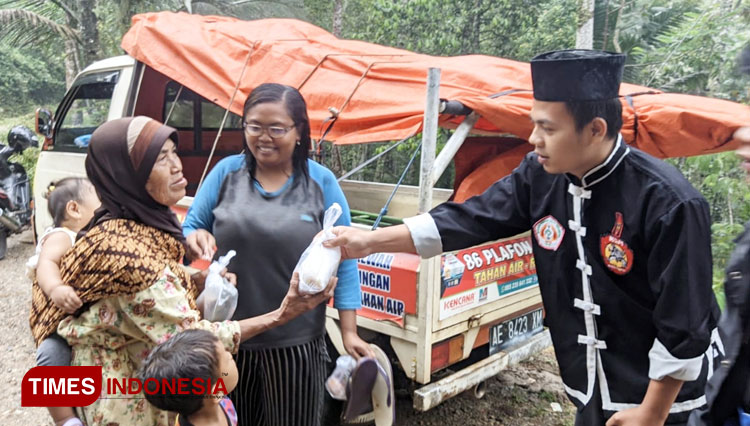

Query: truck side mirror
[[36, 108, 52, 139]]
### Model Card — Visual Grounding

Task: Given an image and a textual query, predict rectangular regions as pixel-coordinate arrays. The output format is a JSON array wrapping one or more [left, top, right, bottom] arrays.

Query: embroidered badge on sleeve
[[600, 212, 633, 275]]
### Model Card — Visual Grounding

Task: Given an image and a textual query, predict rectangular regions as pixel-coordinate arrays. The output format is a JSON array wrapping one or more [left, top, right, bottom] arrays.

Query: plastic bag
[[196, 250, 238, 321], [325, 354, 356, 400], [295, 203, 342, 294]]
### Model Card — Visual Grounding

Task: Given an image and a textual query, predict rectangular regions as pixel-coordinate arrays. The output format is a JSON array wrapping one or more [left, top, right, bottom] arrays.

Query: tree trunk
[[61, 10, 80, 89], [78, 0, 100, 66], [471, 0, 482, 53], [119, 0, 132, 37], [612, 0, 625, 52], [333, 0, 344, 37], [63, 38, 79, 88], [331, 146, 343, 176], [601, 0, 611, 50], [728, 187, 734, 226], [374, 148, 385, 182], [576, 0, 595, 49], [357, 145, 369, 181]]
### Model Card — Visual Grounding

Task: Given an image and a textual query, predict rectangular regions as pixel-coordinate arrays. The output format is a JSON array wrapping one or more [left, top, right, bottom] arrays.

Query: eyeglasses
[[243, 122, 295, 139]]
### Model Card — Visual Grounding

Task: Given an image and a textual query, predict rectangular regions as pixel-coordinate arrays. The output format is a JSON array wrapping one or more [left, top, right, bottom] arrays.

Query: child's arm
[[37, 232, 82, 314], [340, 309, 374, 359]]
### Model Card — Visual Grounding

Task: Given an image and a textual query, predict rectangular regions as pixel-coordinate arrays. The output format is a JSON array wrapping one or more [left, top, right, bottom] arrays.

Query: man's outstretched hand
[[323, 226, 373, 260]]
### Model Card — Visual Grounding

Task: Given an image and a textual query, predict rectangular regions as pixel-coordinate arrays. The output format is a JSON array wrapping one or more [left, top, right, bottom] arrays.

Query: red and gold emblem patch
[[600, 212, 633, 275]]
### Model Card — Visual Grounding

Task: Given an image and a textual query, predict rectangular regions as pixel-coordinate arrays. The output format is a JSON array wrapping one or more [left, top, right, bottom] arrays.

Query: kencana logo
[[22, 366, 228, 407]]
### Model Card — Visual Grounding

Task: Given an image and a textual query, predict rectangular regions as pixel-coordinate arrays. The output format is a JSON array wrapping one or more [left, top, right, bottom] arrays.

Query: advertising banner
[[355, 252, 420, 327], [439, 235, 538, 320]]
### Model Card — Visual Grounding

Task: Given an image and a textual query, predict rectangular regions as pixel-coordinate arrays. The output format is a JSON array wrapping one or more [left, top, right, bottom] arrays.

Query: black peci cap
[[530, 49, 626, 102]]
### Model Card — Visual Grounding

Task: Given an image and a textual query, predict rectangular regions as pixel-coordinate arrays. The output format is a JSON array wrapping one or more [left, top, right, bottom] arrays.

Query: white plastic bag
[[295, 203, 342, 294], [325, 354, 357, 400], [196, 250, 238, 321]]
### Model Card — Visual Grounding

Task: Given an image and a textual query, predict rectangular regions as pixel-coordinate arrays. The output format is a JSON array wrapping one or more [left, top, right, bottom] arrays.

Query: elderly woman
[[182, 83, 369, 426], [29, 116, 333, 426]]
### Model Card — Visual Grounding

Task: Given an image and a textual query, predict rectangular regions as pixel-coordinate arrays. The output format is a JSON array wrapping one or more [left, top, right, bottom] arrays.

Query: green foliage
[[338, 0, 576, 60], [629, 3, 750, 98], [0, 45, 66, 117], [308, 0, 578, 188], [710, 221, 743, 308], [670, 151, 750, 308], [198, 0, 309, 20], [10, 146, 40, 190], [324, 129, 455, 189], [0, 1, 79, 49], [303, 0, 333, 31]]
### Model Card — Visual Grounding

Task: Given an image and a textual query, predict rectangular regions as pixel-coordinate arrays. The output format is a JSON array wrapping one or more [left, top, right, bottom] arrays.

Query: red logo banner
[[21, 366, 102, 407]]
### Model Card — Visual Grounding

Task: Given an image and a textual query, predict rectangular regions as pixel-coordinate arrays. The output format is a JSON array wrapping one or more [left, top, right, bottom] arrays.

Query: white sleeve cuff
[[648, 338, 704, 381], [403, 213, 443, 259]]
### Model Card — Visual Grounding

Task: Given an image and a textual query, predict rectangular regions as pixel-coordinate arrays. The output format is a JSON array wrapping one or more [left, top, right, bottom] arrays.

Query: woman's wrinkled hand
[[186, 229, 216, 261], [278, 272, 336, 322]]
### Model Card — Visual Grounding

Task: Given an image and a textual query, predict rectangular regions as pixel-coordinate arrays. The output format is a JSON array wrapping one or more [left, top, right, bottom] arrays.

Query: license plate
[[489, 308, 544, 355]]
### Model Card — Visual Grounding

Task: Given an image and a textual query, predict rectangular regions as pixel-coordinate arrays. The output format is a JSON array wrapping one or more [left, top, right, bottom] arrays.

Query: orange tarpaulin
[[122, 12, 750, 199]]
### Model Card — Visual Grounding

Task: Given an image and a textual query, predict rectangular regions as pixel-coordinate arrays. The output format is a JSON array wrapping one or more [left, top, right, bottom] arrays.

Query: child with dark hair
[[26, 177, 100, 426], [139, 329, 239, 426]]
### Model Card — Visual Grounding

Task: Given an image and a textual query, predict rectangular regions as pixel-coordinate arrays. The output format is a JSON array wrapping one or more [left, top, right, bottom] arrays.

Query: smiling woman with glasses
[[183, 83, 371, 426], [242, 122, 295, 139]]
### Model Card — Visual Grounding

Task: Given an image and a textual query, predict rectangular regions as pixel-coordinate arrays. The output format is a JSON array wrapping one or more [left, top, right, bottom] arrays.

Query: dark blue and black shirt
[[183, 155, 360, 349]]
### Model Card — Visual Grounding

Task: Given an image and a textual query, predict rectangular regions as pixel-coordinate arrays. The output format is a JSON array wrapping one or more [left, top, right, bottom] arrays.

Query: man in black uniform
[[326, 50, 722, 425]]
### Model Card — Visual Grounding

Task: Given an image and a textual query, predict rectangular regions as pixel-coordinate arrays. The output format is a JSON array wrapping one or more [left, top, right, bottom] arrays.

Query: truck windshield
[[54, 71, 120, 151]]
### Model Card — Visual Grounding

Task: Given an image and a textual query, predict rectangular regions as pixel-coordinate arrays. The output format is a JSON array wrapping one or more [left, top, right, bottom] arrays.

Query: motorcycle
[[0, 126, 38, 260]]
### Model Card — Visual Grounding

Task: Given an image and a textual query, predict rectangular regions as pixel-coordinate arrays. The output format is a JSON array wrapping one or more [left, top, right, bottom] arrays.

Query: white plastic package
[[196, 250, 238, 321], [295, 203, 343, 294], [325, 354, 357, 400]]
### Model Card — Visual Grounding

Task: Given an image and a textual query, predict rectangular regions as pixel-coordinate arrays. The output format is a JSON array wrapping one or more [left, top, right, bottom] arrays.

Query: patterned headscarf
[[82, 116, 185, 244]]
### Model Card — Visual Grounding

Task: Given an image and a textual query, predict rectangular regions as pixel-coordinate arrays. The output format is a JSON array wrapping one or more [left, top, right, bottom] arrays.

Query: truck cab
[[34, 56, 136, 235], [34, 55, 245, 235]]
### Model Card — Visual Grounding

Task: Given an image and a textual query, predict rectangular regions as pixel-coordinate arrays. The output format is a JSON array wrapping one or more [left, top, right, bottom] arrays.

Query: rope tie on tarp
[[622, 91, 658, 145], [311, 59, 415, 162]]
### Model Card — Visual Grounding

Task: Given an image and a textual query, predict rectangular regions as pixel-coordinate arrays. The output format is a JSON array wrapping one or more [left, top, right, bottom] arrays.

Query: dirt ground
[[0, 230, 575, 425]]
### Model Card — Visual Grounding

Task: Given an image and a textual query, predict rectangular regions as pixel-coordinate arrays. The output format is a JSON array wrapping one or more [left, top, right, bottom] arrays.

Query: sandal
[[341, 344, 395, 426], [342, 357, 377, 422]]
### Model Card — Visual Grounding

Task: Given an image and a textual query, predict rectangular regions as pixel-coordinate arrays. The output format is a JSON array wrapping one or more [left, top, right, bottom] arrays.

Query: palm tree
[[0, 0, 99, 87], [187, 0, 309, 20], [0, 0, 310, 88]]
